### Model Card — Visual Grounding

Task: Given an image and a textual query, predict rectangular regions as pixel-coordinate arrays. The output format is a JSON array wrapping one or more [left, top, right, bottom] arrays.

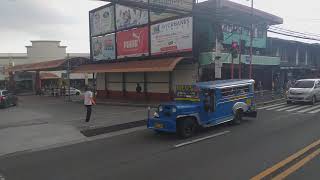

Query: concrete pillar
[[296, 47, 299, 65], [276, 47, 280, 56], [305, 49, 308, 65], [35, 71, 41, 94], [84, 73, 89, 86]]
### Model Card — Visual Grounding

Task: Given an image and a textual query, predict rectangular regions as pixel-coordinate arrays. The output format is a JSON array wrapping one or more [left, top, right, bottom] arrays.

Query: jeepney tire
[[177, 117, 197, 139], [233, 109, 243, 125]]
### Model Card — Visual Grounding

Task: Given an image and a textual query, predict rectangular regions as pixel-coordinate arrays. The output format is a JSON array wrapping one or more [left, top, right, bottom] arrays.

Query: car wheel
[[311, 96, 316, 105], [177, 117, 197, 139], [76, 92, 80, 96], [233, 109, 243, 125], [287, 100, 292, 104]]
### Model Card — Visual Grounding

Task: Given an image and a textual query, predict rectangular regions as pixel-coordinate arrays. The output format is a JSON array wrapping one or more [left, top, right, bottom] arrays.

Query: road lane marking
[[275, 105, 299, 112], [298, 104, 320, 113], [266, 104, 287, 110], [173, 131, 230, 148], [286, 105, 312, 112], [250, 138, 320, 180], [0, 174, 4, 180], [308, 108, 320, 114], [257, 103, 286, 110], [272, 147, 320, 180]]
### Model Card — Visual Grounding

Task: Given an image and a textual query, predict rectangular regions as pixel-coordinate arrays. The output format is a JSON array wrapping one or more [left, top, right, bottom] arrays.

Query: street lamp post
[[249, 0, 254, 79]]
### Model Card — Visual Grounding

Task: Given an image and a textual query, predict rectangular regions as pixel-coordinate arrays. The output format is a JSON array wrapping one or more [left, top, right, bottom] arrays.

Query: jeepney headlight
[[172, 107, 177, 113], [153, 111, 159, 118], [158, 106, 163, 112]]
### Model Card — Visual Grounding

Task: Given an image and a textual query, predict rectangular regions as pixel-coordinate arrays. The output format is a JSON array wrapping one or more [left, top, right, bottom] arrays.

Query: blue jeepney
[[147, 79, 257, 138]]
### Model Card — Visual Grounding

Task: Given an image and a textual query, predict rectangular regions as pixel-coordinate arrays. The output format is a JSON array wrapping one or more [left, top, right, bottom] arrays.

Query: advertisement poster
[[149, 0, 193, 11], [117, 27, 149, 58], [116, 4, 148, 30], [151, 17, 193, 55], [90, 6, 115, 36], [150, 11, 177, 22], [92, 34, 116, 61]]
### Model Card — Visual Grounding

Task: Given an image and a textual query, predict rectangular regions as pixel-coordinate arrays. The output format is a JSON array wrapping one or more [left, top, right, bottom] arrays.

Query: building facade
[[0, 41, 91, 91], [73, 0, 283, 101]]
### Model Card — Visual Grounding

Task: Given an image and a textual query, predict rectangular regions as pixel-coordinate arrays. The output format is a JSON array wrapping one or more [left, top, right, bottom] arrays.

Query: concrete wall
[[26, 41, 66, 62], [147, 72, 169, 93]]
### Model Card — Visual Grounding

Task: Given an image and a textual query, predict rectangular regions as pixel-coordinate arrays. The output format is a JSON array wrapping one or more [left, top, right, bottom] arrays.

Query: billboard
[[90, 6, 115, 36], [222, 24, 267, 48], [116, 4, 148, 30], [150, 11, 177, 22], [149, 0, 193, 11], [117, 27, 149, 58], [151, 17, 193, 55], [92, 34, 116, 61]]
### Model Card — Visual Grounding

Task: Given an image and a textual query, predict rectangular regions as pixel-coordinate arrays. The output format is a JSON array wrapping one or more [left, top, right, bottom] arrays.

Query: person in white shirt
[[84, 86, 95, 122]]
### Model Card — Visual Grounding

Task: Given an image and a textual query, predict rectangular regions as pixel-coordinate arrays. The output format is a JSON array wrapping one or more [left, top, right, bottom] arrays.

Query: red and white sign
[[117, 27, 149, 58]]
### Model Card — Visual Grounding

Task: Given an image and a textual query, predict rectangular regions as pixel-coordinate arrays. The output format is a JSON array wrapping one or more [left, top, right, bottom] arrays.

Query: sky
[[1, 0, 320, 53]]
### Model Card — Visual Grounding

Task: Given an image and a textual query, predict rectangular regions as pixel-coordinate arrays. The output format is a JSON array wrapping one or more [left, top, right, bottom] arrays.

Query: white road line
[[173, 131, 230, 148], [308, 108, 320, 114], [0, 174, 5, 180], [286, 105, 312, 112], [275, 105, 299, 111], [298, 104, 320, 113], [266, 104, 287, 111], [257, 102, 286, 110]]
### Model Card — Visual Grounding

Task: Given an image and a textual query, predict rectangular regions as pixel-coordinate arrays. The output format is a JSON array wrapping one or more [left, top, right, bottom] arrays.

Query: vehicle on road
[[65, 87, 81, 96], [147, 79, 257, 138], [287, 79, 320, 105], [0, 90, 18, 108]]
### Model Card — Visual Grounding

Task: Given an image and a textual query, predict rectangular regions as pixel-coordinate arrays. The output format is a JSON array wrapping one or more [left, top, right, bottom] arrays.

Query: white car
[[287, 79, 320, 105], [65, 87, 81, 96]]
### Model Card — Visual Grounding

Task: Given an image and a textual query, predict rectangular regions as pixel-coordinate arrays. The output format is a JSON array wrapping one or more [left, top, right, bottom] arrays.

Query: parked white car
[[65, 87, 81, 96], [287, 79, 320, 105]]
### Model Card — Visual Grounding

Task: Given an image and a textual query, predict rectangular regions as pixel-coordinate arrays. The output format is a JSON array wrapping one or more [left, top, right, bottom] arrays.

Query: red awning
[[72, 57, 184, 73], [40, 72, 60, 80], [10, 59, 66, 72], [8, 57, 89, 72]]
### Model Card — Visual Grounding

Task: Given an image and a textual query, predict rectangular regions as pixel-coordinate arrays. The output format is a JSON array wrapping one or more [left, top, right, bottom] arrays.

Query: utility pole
[[249, 0, 254, 79], [238, 27, 243, 79], [214, 0, 222, 80], [67, 53, 71, 102]]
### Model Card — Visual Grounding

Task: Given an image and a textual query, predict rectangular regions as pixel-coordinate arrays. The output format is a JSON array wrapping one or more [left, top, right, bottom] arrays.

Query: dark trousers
[[85, 105, 92, 122]]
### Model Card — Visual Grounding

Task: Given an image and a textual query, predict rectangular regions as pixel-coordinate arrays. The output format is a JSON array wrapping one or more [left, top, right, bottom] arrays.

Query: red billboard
[[117, 27, 149, 58]]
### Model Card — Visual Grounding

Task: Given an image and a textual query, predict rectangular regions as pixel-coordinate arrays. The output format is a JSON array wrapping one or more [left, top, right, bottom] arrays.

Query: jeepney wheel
[[233, 109, 243, 125], [177, 117, 196, 139]]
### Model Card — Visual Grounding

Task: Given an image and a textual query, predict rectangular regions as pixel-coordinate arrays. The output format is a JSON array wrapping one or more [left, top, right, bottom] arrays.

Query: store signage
[[92, 34, 116, 61], [222, 24, 267, 48], [116, 4, 148, 30], [151, 17, 192, 55], [90, 6, 115, 36], [117, 27, 149, 58], [149, 0, 193, 11]]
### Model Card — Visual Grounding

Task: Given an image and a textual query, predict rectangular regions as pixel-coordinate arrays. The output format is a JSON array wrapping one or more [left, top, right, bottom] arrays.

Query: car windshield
[[293, 81, 315, 88]]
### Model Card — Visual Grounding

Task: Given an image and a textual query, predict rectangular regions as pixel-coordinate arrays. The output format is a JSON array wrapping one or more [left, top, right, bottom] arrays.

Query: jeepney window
[[235, 86, 249, 95], [221, 88, 234, 97]]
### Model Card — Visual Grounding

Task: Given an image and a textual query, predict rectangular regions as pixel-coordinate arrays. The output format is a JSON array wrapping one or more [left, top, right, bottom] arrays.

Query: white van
[[287, 79, 320, 105]]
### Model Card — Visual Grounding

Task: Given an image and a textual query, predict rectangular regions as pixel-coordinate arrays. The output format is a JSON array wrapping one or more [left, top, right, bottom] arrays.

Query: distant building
[[0, 40, 91, 90]]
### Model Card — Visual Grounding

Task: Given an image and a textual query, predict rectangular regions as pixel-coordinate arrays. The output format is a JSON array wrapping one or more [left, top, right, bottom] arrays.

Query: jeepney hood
[[161, 102, 201, 113]]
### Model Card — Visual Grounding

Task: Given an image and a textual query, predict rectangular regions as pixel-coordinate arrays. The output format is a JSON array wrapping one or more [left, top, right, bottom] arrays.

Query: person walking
[[84, 86, 95, 122]]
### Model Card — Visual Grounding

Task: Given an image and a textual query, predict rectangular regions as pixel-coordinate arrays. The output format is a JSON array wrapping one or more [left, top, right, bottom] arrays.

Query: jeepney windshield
[[174, 85, 200, 102]]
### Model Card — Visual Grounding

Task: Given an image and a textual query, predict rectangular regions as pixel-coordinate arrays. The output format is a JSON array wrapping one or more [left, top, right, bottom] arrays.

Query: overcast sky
[[1, 0, 320, 53]]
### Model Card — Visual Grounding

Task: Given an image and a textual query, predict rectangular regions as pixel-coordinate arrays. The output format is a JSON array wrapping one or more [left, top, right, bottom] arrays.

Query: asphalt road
[[1, 102, 320, 180]]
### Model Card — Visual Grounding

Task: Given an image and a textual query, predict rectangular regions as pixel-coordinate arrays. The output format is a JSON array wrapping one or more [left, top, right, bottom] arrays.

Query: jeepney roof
[[196, 79, 255, 89]]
